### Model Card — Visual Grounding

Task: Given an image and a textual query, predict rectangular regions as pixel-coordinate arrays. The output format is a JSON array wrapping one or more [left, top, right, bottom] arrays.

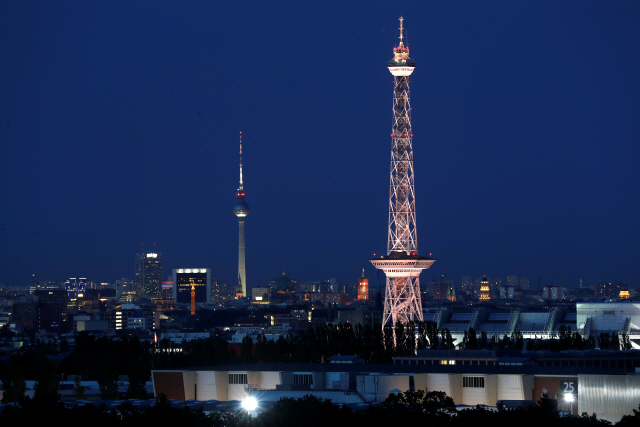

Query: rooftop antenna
[[239, 131, 243, 190], [399, 16, 404, 45]]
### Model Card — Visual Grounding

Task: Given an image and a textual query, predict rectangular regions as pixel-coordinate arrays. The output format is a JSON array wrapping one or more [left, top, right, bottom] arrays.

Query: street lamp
[[564, 393, 574, 415], [242, 396, 258, 413]]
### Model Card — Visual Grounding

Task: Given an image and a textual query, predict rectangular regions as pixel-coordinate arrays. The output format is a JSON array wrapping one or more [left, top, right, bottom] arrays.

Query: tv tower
[[370, 17, 435, 345], [233, 132, 249, 298]]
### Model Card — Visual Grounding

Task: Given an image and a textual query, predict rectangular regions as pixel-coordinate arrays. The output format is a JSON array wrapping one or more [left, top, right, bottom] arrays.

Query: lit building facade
[[172, 268, 211, 304], [357, 270, 369, 301], [479, 276, 490, 301], [65, 277, 86, 310]]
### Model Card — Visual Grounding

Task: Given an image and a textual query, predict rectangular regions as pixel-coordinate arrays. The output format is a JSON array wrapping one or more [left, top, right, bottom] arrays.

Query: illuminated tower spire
[[370, 17, 435, 346], [233, 132, 249, 298]]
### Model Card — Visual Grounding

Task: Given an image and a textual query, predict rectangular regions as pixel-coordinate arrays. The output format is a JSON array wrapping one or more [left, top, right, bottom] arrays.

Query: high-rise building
[[460, 276, 473, 293], [172, 268, 211, 304], [507, 275, 519, 288], [116, 278, 134, 300], [65, 277, 86, 310], [426, 280, 455, 301], [519, 277, 530, 290], [593, 281, 627, 298], [35, 289, 67, 332], [370, 17, 435, 345], [135, 252, 162, 299], [233, 132, 250, 298], [542, 286, 565, 300]]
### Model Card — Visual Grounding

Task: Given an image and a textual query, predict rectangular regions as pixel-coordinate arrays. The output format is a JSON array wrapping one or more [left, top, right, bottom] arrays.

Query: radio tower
[[370, 17, 435, 345], [233, 132, 249, 298]]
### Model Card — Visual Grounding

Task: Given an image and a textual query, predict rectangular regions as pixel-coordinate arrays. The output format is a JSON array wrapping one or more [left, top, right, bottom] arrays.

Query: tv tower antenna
[[370, 17, 435, 346], [234, 131, 250, 298]]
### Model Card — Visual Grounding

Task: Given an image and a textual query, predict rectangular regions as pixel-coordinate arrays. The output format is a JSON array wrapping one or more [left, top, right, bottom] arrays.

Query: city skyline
[[1, 2, 639, 289]]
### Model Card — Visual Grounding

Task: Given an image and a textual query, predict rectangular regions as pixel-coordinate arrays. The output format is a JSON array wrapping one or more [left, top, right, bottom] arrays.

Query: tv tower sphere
[[234, 132, 249, 298], [370, 17, 435, 346]]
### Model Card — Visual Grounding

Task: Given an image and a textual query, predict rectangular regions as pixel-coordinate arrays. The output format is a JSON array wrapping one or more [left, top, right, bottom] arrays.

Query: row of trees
[[2, 321, 634, 404], [2, 391, 638, 427]]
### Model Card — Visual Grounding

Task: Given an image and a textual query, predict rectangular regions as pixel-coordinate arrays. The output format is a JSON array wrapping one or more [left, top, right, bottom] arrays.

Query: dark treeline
[[1, 391, 638, 427], [2, 322, 633, 402]]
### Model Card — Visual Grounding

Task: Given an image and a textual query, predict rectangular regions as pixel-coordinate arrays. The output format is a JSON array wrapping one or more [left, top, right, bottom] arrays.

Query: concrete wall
[[183, 371, 197, 400], [260, 372, 281, 390], [195, 371, 219, 400], [497, 375, 524, 401], [484, 374, 497, 406], [579, 374, 640, 423], [461, 376, 486, 405]]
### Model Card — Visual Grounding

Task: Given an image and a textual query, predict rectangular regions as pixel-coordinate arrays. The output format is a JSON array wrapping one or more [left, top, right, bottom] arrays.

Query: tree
[[617, 403, 640, 427], [257, 395, 352, 427], [598, 332, 610, 350], [240, 336, 254, 363], [620, 333, 632, 350], [468, 328, 478, 349], [479, 331, 488, 349], [526, 338, 535, 351], [422, 390, 456, 418], [74, 375, 86, 400], [426, 322, 439, 349], [610, 333, 620, 351], [511, 331, 524, 350], [98, 369, 119, 400], [0, 364, 26, 403], [33, 356, 61, 403]]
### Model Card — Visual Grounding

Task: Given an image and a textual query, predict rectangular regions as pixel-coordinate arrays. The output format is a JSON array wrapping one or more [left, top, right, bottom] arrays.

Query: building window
[[229, 373, 248, 385], [293, 374, 313, 385], [463, 376, 485, 388]]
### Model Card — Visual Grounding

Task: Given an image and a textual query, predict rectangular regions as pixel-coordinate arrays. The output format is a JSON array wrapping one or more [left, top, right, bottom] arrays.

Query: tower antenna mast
[[233, 131, 250, 299], [370, 17, 435, 346]]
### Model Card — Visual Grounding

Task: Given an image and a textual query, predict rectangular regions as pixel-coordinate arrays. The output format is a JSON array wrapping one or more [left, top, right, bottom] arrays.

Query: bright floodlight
[[565, 393, 574, 402], [242, 396, 258, 411]]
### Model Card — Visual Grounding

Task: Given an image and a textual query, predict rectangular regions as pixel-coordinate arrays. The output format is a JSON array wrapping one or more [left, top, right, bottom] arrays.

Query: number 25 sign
[[562, 381, 578, 395]]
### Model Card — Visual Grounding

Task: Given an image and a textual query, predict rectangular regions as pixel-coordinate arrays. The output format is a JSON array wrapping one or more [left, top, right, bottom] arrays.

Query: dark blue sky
[[1, 1, 639, 290]]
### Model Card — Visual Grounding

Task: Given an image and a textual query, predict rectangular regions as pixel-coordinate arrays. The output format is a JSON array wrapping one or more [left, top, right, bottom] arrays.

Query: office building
[[135, 252, 162, 299], [172, 268, 211, 304]]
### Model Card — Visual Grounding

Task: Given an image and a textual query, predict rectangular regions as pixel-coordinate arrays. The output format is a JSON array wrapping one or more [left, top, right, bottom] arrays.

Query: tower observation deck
[[370, 17, 435, 345], [234, 132, 249, 298]]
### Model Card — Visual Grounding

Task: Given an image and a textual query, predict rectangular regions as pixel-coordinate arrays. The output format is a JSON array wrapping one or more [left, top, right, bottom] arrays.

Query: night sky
[[2, 2, 639, 290]]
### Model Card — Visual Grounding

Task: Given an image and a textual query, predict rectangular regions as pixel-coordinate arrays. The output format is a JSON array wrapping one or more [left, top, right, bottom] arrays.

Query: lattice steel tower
[[370, 17, 435, 345], [233, 132, 249, 298]]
